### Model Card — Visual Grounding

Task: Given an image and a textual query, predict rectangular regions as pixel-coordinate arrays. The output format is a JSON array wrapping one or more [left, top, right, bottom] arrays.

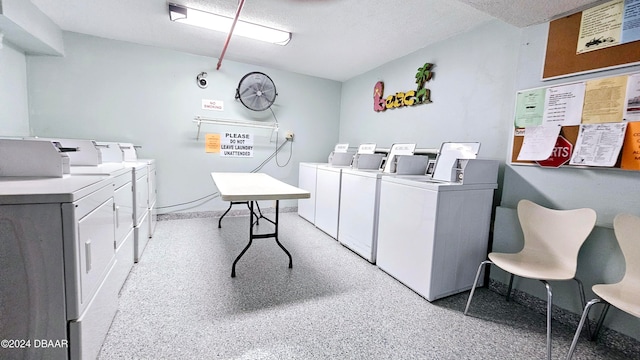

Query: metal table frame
[[218, 201, 263, 228], [210, 172, 310, 277]]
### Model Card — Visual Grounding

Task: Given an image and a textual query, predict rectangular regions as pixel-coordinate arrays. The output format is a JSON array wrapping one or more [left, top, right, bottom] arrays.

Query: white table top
[[211, 172, 310, 201]]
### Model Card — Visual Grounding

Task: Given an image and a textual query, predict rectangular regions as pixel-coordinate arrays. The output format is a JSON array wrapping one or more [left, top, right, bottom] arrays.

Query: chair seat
[[593, 283, 640, 318], [489, 251, 575, 280]]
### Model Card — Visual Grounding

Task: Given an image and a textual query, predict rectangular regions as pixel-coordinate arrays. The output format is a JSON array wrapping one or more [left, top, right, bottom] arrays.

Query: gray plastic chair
[[464, 199, 597, 360]]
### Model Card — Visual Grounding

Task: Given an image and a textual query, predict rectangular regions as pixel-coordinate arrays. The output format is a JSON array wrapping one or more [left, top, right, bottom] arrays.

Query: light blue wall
[[339, 20, 520, 162], [0, 41, 29, 136], [339, 20, 639, 341], [494, 23, 640, 339], [506, 22, 640, 224], [26, 32, 341, 213]]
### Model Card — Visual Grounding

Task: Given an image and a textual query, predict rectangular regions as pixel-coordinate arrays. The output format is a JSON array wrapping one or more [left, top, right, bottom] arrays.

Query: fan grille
[[235, 72, 277, 111]]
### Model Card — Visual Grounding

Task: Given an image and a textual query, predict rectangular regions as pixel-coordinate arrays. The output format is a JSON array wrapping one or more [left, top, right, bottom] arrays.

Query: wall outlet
[[285, 131, 294, 140]]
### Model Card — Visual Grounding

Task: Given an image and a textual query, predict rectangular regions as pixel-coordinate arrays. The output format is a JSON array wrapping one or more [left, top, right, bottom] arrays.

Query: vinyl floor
[[98, 213, 638, 360]]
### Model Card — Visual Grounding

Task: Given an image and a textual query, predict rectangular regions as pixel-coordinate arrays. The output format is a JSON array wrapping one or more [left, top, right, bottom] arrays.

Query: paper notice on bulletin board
[[517, 125, 562, 161], [543, 83, 586, 126], [515, 88, 546, 127], [625, 73, 640, 121], [622, 0, 640, 43], [577, 0, 624, 54], [570, 122, 627, 166], [582, 75, 628, 124], [621, 121, 640, 169]]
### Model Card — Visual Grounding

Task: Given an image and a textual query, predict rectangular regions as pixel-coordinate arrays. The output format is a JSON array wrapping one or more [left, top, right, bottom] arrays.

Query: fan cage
[[235, 72, 278, 111]]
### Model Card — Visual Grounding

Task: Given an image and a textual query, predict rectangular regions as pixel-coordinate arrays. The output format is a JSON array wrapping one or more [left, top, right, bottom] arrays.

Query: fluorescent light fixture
[[169, 3, 291, 45]]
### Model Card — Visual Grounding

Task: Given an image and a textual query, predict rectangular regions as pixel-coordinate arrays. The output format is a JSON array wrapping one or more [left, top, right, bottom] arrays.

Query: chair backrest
[[517, 200, 597, 268], [613, 213, 640, 284]]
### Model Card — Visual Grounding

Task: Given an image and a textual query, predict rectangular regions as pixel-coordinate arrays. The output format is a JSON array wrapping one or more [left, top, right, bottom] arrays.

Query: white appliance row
[[375, 175, 496, 301], [297, 157, 498, 302], [0, 139, 157, 359], [1, 175, 120, 360]]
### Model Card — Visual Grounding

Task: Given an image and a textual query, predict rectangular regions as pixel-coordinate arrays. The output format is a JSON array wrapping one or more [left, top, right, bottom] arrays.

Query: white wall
[[0, 41, 29, 136], [26, 32, 341, 213]]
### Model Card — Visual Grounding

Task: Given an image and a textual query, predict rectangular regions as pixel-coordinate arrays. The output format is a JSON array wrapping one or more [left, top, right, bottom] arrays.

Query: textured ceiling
[[30, 0, 602, 82]]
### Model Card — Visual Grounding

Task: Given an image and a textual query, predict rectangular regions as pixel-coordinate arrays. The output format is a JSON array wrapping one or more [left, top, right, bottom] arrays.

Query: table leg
[[231, 201, 256, 277], [219, 201, 261, 228], [218, 201, 234, 228], [230, 200, 293, 277], [273, 200, 292, 268]]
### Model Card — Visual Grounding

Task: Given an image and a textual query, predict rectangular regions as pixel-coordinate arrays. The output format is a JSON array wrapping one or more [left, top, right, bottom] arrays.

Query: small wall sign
[[202, 99, 224, 111], [374, 62, 434, 112]]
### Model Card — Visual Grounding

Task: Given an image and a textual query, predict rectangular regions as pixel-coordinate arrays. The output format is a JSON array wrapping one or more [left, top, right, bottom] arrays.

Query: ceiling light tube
[[169, 3, 291, 45]]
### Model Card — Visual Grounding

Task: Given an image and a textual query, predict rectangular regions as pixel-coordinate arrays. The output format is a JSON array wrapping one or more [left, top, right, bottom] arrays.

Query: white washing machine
[[297, 162, 326, 224], [144, 159, 158, 238], [337, 169, 385, 263], [124, 160, 150, 262], [0, 175, 120, 360], [314, 165, 344, 239], [70, 163, 135, 294], [376, 175, 497, 301]]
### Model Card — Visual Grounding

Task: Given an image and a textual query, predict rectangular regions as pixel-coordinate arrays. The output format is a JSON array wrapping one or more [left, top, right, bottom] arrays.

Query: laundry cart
[[376, 174, 497, 301], [337, 169, 385, 263]]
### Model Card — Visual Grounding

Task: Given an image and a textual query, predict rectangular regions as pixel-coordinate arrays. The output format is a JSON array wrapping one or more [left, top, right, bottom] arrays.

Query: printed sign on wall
[[202, 99, 224, 111], [220, 132, 253, 157]]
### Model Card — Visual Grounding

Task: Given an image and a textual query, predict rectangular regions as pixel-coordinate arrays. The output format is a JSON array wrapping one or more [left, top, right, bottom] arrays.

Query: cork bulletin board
[[510, 70, 640, 171], [543, 11, 640, 80]]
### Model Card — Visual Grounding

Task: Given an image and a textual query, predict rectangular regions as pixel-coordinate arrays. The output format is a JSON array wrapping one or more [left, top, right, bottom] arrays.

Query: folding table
[[210, 172, 310, 277]]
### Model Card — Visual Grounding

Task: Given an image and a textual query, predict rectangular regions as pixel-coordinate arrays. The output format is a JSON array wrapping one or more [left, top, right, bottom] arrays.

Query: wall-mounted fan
[[235, 72, 278, 111]]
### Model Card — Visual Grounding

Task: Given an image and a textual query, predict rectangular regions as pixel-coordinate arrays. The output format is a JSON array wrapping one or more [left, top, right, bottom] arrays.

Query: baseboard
[[157, 206, 298, 221]]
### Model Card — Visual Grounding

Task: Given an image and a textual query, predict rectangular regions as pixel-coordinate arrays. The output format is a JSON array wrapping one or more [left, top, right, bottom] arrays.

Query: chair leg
[[566, 298, 603, 360], [572, 278, 592, 338], [541, 280, 553, 360], [464, 260, 492, 315], [506, 273, 515, 302], [592, 302, 611, 341]]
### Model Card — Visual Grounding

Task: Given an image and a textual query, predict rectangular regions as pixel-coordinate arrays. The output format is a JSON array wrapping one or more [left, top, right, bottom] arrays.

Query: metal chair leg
[[592, 302, 610, 341], [506, 273, 515, 302], [541, 280, 553, 360], [464, 260, 493, 315], [566, 298, 604, 360], [572, 278, 592, 338]]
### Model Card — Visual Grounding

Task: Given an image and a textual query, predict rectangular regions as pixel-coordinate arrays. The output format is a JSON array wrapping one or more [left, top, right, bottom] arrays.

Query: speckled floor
[[99, 213, 637, 360]]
